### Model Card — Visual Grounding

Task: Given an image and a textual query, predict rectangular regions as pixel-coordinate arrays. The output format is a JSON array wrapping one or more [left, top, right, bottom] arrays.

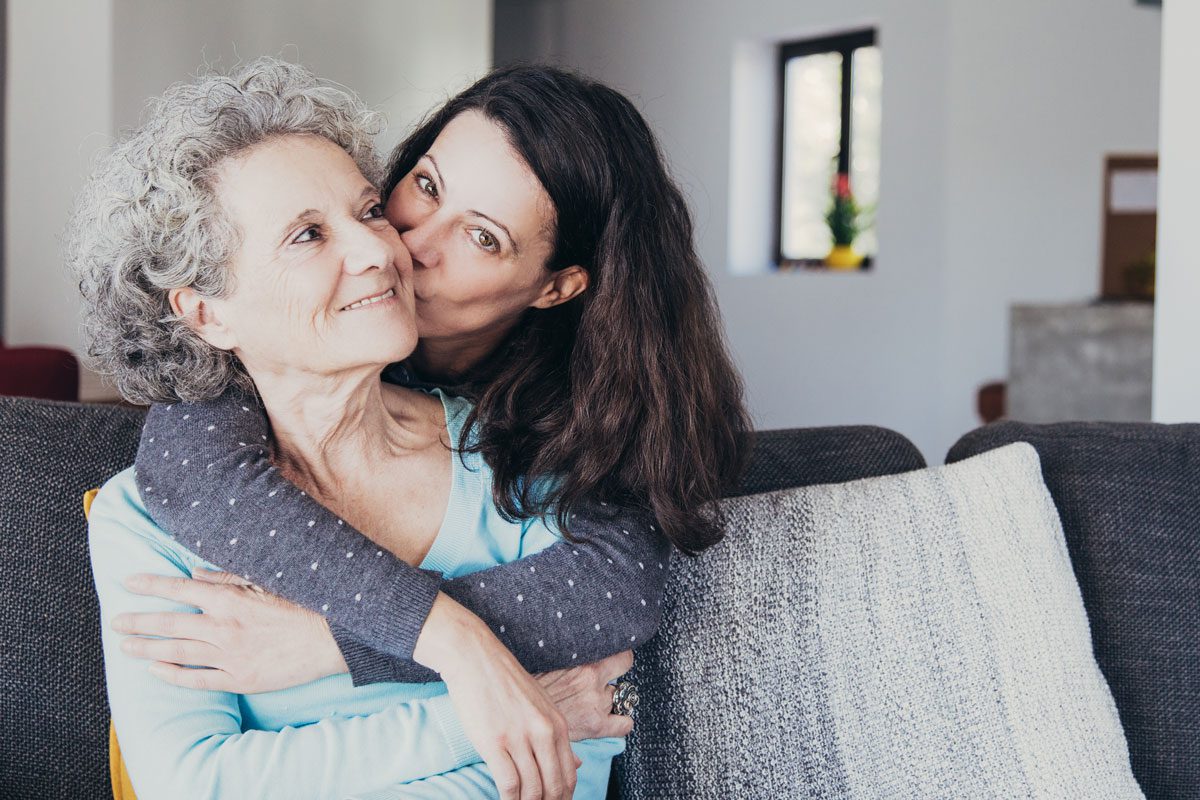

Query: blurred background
[[1, 0, 1195, 459]]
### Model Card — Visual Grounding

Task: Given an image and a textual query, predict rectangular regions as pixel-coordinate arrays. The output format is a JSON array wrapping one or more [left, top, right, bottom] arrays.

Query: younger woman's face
[[384, 110, 561, 344]]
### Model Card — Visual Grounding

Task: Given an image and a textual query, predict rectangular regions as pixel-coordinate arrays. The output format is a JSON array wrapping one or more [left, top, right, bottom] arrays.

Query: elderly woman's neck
[[253, 370, 435, 493], [408, 325, 511, 386]]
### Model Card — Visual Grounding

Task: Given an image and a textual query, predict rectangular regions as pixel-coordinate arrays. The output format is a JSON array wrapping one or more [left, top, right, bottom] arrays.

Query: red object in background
[[0, 339, 80, 401], [834, 173, 852, 198], [977, 381, 1006, 424]]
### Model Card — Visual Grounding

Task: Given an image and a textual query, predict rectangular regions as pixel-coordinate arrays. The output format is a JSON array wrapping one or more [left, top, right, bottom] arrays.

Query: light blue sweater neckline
[[417, 388, 482, 576]]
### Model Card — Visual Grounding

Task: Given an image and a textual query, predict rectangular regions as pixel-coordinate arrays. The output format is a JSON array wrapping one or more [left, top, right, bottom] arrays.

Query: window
[[775, 29, 881, 269]]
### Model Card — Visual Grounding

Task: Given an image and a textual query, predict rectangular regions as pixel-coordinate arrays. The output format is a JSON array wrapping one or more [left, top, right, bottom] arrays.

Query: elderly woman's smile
[[340, 287, 397, 311], [172, 133, 418, 379]]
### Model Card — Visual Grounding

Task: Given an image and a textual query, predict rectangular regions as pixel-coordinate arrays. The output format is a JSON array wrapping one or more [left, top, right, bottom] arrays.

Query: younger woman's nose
[[399, 219, 441, 271]]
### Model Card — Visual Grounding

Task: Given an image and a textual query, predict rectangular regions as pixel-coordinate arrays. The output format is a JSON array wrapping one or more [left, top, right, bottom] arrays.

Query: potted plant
[[825, 172, 865, 269]]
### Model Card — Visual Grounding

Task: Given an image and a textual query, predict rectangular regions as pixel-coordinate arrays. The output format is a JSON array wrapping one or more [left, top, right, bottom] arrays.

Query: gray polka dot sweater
[[133, 383, 671, 685]]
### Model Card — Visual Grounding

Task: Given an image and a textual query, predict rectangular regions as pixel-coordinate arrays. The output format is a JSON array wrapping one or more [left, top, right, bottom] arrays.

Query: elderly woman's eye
[[362, 203, 385, 220], [471, 228, 499, 253], [415, 174, 438, 199], [292, 225, 322, 244]]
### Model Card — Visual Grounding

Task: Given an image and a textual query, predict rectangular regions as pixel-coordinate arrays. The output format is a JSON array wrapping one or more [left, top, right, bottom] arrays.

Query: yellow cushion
[[109, 721, 137, 800], [85, 488, 139, 800]]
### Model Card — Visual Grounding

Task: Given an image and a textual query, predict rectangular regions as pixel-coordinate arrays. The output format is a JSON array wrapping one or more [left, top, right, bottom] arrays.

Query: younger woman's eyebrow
[[420, 154, 444, 187], [421, 153, 518, 254]]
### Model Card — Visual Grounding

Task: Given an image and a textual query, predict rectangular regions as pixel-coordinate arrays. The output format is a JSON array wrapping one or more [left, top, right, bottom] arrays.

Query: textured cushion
[[948, 421, 1199, 800], [617, 443, 1143, 799], [0, 397, 145, 800]]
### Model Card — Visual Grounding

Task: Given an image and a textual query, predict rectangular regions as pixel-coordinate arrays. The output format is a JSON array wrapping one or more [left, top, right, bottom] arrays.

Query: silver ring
[[610, 680, 640, 716]]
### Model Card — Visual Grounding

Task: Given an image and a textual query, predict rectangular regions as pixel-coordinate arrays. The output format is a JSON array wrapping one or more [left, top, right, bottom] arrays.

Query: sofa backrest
[[0, 397, 145, 800], [2, 396, 925, 797], [947, 420, 1200, 800], [733, 425, 926, 498]]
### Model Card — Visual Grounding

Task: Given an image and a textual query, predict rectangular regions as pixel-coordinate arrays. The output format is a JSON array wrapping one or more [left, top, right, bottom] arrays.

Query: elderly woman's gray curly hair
[[66, 57, 385, 405]]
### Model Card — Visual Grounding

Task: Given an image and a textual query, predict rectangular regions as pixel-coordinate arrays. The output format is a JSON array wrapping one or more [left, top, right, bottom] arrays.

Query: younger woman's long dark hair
[[385, 65, 751, 555]]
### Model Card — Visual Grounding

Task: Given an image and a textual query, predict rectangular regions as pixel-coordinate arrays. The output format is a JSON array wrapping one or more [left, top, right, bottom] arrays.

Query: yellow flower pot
[[825, 244, 864, 270]]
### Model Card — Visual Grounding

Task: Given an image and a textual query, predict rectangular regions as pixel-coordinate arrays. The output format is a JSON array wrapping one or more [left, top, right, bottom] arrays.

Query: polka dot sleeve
[[134, 388, 672, 684], [134, 387, 441, 667], [349, 504, 673, 684]]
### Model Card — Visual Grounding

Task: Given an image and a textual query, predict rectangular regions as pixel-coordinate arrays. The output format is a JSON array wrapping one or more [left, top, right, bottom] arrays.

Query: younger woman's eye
[[292, 225, 322, 244], [362, 203, 385, 220], [415, 174, 439, 199], [470, 228, 500, 253]]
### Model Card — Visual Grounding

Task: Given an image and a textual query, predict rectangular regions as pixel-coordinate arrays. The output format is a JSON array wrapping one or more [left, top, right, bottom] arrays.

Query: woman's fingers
[[144, 661, 236, 692], [112, 610, 215, 640], [531, 740, 569, 800], [120, 635, 223, 668], [598, 712, 635, 739], [553, 733, 579, 800], [191, 567, 252, 587], [122, 573, 232, 610], [529, 713, 572, 800], [509, 744, 543, 800], [598, 650, 635, 683], [485, 749, 521, 800]]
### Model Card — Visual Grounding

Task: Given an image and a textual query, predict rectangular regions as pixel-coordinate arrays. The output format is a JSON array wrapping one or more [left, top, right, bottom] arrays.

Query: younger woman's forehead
[[424, 112, 553, 236]]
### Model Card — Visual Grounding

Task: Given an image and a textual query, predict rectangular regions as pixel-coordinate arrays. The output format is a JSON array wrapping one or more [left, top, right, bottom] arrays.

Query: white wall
[[112, 0, 493, 156], [4, 0, 113, 353], [494, 0, 1162, 459], [1151, 0, 1200, 421], [4, 0, 491, 377], [941, 0, 1162, 452], [497, 0, 953, 458]]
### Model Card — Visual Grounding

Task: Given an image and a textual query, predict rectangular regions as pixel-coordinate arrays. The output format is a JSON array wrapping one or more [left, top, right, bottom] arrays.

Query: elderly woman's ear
[[168, 287, 237, 351]]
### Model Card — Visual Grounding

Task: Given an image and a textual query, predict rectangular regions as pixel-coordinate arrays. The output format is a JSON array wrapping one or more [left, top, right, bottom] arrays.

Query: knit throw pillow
[[617, 443, 1144, 799], [947, 421, 1199, 799]]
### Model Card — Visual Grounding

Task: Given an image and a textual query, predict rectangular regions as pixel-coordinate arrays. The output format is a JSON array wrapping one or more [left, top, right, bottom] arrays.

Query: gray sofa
[[0, 396, 1193, 799]]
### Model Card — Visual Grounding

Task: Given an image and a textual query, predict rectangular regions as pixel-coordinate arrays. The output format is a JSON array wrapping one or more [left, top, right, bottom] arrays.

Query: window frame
[[774, 28, 878, 269]]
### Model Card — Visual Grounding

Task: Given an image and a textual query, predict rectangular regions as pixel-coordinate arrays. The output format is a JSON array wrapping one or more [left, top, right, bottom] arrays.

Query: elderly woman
[[73, 60, 635, 800]]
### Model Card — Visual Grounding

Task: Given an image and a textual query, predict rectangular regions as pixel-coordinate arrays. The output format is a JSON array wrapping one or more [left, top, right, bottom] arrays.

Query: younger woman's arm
[[135, 390, 671, 685], [341, 503, 671, 684]]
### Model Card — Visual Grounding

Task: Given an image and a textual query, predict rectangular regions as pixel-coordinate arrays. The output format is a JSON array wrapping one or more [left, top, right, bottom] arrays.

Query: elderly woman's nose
[[342, 223, 398, 275]]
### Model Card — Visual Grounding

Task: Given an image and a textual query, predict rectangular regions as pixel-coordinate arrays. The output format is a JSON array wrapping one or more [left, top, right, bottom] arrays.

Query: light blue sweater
[[89, 390, 624, 799]]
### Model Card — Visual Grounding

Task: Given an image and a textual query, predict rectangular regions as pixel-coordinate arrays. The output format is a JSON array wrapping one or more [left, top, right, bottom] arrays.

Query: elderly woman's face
[[203, 134, 416, 378]]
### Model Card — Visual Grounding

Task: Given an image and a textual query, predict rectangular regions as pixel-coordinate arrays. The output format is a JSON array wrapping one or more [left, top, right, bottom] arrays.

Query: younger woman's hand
[[112, 568, 348, 693], [535, 650, 636, 741]]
